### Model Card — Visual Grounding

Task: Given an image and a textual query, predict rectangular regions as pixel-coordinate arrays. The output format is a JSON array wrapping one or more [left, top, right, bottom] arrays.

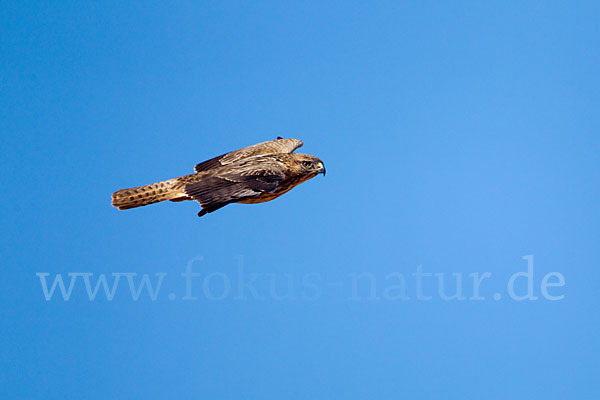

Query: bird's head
[[290, 153, 326, 177]]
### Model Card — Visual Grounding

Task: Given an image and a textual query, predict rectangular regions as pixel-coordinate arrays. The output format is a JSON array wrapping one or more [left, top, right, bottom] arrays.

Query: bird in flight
[[111, 137, 325, 217]]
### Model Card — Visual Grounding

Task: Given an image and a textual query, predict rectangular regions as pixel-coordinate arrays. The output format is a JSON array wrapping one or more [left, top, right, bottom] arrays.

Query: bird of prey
[[111, 137, 325, 217]]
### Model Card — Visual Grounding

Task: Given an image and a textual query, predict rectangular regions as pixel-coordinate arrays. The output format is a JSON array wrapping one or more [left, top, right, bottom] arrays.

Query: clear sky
[[1, 1, 598, 399]]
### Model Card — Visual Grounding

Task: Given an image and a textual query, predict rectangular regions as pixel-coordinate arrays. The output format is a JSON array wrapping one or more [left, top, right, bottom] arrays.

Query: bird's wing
[[184, 164, 286, 215], [194, 138, 303, 173]]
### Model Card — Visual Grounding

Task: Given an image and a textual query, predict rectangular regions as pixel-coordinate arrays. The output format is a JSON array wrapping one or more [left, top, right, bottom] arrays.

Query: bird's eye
[[302, 161, 313, 168]]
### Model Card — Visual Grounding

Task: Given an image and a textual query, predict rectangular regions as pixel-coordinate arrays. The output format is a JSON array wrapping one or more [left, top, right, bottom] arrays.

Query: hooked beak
[[316, 161, 326, 176]]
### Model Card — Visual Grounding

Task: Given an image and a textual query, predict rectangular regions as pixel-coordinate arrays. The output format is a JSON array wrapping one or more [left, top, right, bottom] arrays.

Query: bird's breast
[[237, 175, 312, 204]]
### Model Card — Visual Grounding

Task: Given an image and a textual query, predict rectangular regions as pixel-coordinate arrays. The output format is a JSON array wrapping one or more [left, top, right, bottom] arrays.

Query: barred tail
[[111, 179, 183, 210]]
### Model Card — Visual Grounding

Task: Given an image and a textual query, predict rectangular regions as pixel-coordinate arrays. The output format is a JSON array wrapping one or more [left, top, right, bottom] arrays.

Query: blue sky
[[1, 1, 598, 399]]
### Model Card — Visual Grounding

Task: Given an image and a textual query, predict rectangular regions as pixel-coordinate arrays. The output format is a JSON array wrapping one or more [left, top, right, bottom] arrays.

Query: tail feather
[[111, 179, 183, 210]]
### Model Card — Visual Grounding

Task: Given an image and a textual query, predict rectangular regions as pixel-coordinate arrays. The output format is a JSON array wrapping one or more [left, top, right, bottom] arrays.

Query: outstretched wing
[[184, 165, 286, 216], [194, 137, 303, 173]]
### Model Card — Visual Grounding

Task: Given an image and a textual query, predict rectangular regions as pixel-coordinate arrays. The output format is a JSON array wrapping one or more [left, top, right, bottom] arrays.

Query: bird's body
[[111, 138, 325, 217]]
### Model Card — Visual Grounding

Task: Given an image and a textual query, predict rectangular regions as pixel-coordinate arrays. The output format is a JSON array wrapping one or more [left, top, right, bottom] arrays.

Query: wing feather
[[184, 168, 285, 215], [194, 138, 303, 173]]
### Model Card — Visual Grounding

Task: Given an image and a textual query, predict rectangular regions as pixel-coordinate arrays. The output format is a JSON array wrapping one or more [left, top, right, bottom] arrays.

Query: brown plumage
[[111, 138, 325, 217]]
